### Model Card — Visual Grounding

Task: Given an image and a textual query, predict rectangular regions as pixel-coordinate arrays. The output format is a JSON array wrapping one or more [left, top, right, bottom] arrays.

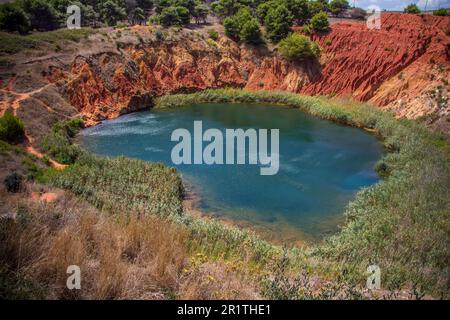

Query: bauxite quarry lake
[[80, 103, 383, 243]]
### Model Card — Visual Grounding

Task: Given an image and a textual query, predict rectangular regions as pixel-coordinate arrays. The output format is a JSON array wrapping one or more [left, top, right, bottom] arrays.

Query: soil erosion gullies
[[0, 13, 449, 145]]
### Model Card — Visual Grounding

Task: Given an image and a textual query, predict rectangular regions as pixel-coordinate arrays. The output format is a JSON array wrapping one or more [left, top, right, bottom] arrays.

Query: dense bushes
[[329, 0, 349, 16], [0, 0, 155, 32], [404, 4, 421, 14], [224, 7, 261, 43], [0, 3, 30, 34], [153, 0, 209, 26], [433, 8, 449, 16], [264, 4, 293, 42], [159, 6, 190, 26], [0, 112, 25, 144], [207, 28, 218, 40], [40, 118, 84, 165], [42, 156, 185, 217], [4, 172, 22, 192], [278, 33, 320, 61], [310, 11, 329, 32]]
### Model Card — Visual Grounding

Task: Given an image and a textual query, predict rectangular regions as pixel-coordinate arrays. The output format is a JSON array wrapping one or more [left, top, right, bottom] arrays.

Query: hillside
[[0, 13, 449, 147]]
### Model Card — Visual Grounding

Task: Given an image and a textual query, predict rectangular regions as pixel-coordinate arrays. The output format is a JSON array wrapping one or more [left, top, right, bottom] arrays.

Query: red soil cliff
[[1, 13, 449, 141]]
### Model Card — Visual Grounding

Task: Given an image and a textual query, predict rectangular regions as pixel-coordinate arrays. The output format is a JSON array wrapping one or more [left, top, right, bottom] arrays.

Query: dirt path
[[25, 138, 67, 170], [1, 83, 67, 170]]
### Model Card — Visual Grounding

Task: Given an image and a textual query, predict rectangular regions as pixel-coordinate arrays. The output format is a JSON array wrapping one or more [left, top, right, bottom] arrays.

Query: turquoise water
[[80, 103, 383, 243]]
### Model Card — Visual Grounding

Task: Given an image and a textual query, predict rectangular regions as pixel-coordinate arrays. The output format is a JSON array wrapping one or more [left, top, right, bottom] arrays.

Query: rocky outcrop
[[0, 13, 449, 142]]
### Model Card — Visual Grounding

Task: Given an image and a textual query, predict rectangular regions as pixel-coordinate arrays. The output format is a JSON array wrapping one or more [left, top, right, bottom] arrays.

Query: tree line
[[0, 0, 350, 34]]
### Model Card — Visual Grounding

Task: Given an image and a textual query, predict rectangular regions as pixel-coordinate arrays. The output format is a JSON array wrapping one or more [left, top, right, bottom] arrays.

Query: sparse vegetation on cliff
[[279, 33, 320, 61], [0, 112, 24, 144]]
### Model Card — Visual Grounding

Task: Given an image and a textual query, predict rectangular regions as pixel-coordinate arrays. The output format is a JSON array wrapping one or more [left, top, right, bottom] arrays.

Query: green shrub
[[279, 33, 320, 61], [159, 6, 190, 27], [329, 0, 350, 16], [155, 29, 164, 41], [0, 112, 25, 144], [404, 4, 421, 14], [224, 8, 262, 44], [239, 19, 262, 44], [40, 118, 84, 164], [223, 16, 239, 39], [256, 1, 274, 23], [207, 28, 218, 41], [433, 8, 449, 16], [264, 4, 293, 43], [0, 3, 30, 34], [310, 11, 329, 33], [4, 172, 22, 193]]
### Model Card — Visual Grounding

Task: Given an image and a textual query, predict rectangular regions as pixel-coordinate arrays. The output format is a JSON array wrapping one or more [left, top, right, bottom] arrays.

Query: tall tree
[[100, 0, 127, 26], [264, 4, 293, 42], [0, 3, 30, 34], [20, 0, 60, 31], [329, 0, 349, 16]]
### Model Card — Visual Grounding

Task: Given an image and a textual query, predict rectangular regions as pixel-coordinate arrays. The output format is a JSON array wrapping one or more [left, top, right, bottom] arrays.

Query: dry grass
[[1, 187, 188, 299], [0, 181, 261, 299]]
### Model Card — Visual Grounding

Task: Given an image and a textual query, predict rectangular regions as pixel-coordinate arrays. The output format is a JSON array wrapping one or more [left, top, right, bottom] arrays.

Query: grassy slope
[[0, 29, 94, 55]]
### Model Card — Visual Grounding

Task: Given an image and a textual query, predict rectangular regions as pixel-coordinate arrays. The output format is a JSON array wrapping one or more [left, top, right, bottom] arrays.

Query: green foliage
[[131, 7, 146, 25], [256, 1, 273, 23], [0, 3, 30, 34], [42, 156, 185, 217], [264, 4, 293, 42], [100, 0, 126, 26], [155, 29, 164, 40], [278, 33, 320, 61], [329, 0, 349, 16], [374, 160, 390, 178], [224, 7, 261, 43], [310, 11, 329, 33], [433, 8, 449, 16], [20, 0, 60, 31], [211, 0, 243, 20], [309, 0, 329, 16], [404, 4, 421, 14], [176, 5, 191, 25], [285, 0, 310, 24], [154, 0, 208, 26], [223, 16, 238, 39], [159, 6, 190, 26], [0, 112, 25, 144], [4, 172, 22, 193], [40, 118, 84, 165], [192, 4, 208, 24], [207, 28, 219, 41], [240, 18, 262, 43]]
